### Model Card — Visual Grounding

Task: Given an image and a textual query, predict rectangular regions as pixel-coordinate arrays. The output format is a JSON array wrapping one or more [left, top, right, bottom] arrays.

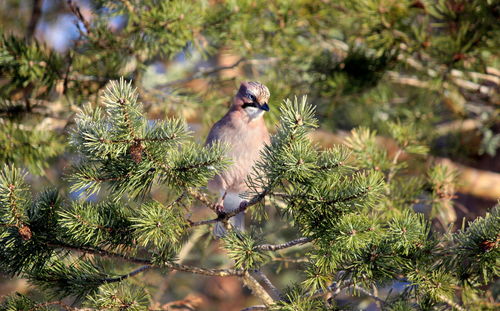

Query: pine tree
[[0, 1, 499, 310], [1, 80, 498, 310]]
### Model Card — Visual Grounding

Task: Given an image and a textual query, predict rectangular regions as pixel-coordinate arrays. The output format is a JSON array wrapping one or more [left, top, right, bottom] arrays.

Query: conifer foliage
[[0, 0, 499, 310], [1, 80, 498, 310]]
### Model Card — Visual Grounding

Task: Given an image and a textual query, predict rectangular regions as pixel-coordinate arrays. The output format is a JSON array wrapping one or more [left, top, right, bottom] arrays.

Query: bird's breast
[[208, 121, 269, 193]]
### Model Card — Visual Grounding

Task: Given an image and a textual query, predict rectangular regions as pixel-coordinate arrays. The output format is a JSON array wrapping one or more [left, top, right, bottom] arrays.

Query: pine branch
[[46, 242, 244, 277], [27, 300, 76, 311], [256, 237, 312, 251], [160, 58, 247, 88], [270, 257, 308, 263], [187, 188, 219, 214], [310, 281, 344, 298], [116, 0, 135, 13], [386, 148, 403, 185], [253, 270, 282, 300], [26, 0, 42, 40], [310, 281, 386, 305], [242, 272, 275, 306], [352, 285, 386, 305], [103, 265, 151, 283], [188, 188, 269, 225], [437, 294, 466, 311], [98, 136, 179, 144], [240, 306, 267, 311], [188, 218, 219, 227], [67, 0, 90, 30]]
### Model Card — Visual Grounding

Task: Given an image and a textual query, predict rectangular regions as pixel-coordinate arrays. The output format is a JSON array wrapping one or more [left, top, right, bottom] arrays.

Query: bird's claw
[[216, 204, 224, 213]]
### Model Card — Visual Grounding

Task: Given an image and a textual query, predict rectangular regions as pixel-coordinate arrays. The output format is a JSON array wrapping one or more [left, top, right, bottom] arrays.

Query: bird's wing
[[205, 115, 229, 146]]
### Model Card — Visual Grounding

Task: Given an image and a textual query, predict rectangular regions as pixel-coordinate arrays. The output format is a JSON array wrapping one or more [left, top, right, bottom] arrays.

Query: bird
[[205, 81, 271, 237]]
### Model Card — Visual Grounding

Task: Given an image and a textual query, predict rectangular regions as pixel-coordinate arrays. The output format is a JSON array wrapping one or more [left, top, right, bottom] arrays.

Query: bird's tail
[[230, 212, 245, 231], [213, 222, 226, 238], [213, 213, 245, 238], [213, 192, 245, 238]]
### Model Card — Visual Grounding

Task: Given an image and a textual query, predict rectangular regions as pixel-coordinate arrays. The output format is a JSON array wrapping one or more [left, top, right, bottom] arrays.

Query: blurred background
[[0, 0, 499, 310]]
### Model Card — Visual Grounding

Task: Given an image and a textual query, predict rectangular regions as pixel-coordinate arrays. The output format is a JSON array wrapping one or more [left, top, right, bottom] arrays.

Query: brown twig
[[188, 218, 219, 226], [310, 281, 344, 298], [158, 58, 279, 89], [386, 148, 403, 186], [26, 0, 42, 40], [103, 265, 151, 283], [242, 271, 275, 306], [67, 0, 91, 33], [270, 256, 309, 263], [240, 306, 267, 311], [27, 300, 76, 311], [253, 270, 282, 300], [188, 188, 269, 227], [47, 242, 244, 277], [437, 294, 466, 311], [187, 188, 220, 213], [256, 237, 312, 251], [159, 58, 247, 88], [352, 285, 386, 304]]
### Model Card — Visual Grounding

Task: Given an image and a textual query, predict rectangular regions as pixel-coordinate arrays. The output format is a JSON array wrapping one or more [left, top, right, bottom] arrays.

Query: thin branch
[[386, 148, 403, 186], [311, 280, 386, 305], [188, 218, 219, 226], [435, 119, 481, 136], [253, 270, 282, 300], [437, 294, 466, 311], [98, 136, 178, 144], [67, 0, 91, 33], [188, 188, 269, 226], [256, 237, 312, 251], [388, 71, 435, 90], [225, 188, 269, 218], [26, 0, 42, 40], [159, 58, 247, 88], [352, 285, 386, 304], [103, 265, 151, 283], [242, 272, 276, 306], [166, 262, 243, 276], [388, 71, 495, 96], [47, 242, 244, 277], [28, 300, 76, 311], [116, 0, 135, 13], [270, 256, 308, 263], [310, 281, 344, 298], [158, 58, 279, 89], [240, 306, 267, 311], [372, 284, 382, 309], [187, 188, 220, 213]]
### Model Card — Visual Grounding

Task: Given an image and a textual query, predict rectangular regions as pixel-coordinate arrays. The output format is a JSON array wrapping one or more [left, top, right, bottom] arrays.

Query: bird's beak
[[260, 103, 270, 111]]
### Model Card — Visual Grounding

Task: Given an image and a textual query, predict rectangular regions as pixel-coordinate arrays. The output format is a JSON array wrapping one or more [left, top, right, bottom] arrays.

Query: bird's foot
[[215, 204, 225, 214]]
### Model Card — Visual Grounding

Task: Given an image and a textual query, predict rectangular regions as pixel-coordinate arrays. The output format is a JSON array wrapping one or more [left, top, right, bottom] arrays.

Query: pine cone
[[130, 141, 143, 163], [18, 225, 32, 240]]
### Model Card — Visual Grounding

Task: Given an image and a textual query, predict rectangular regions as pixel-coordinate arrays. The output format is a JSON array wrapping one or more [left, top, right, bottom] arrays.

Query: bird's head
[[233, 81, 270, 120]]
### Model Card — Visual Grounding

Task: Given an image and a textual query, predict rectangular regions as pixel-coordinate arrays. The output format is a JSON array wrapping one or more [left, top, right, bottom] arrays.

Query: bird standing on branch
[[206, 82, 271, 237]]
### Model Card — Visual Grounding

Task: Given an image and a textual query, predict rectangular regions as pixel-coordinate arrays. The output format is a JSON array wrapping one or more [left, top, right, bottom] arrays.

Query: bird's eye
[[247, 93, 257, 101]]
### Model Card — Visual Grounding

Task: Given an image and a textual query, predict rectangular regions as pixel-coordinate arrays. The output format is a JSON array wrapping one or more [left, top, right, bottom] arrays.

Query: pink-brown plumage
[[205, 82, 270, 235]]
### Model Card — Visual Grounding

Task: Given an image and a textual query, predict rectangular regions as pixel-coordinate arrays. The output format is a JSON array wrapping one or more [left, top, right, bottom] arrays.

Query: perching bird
[[206, 81, 271, 237]]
